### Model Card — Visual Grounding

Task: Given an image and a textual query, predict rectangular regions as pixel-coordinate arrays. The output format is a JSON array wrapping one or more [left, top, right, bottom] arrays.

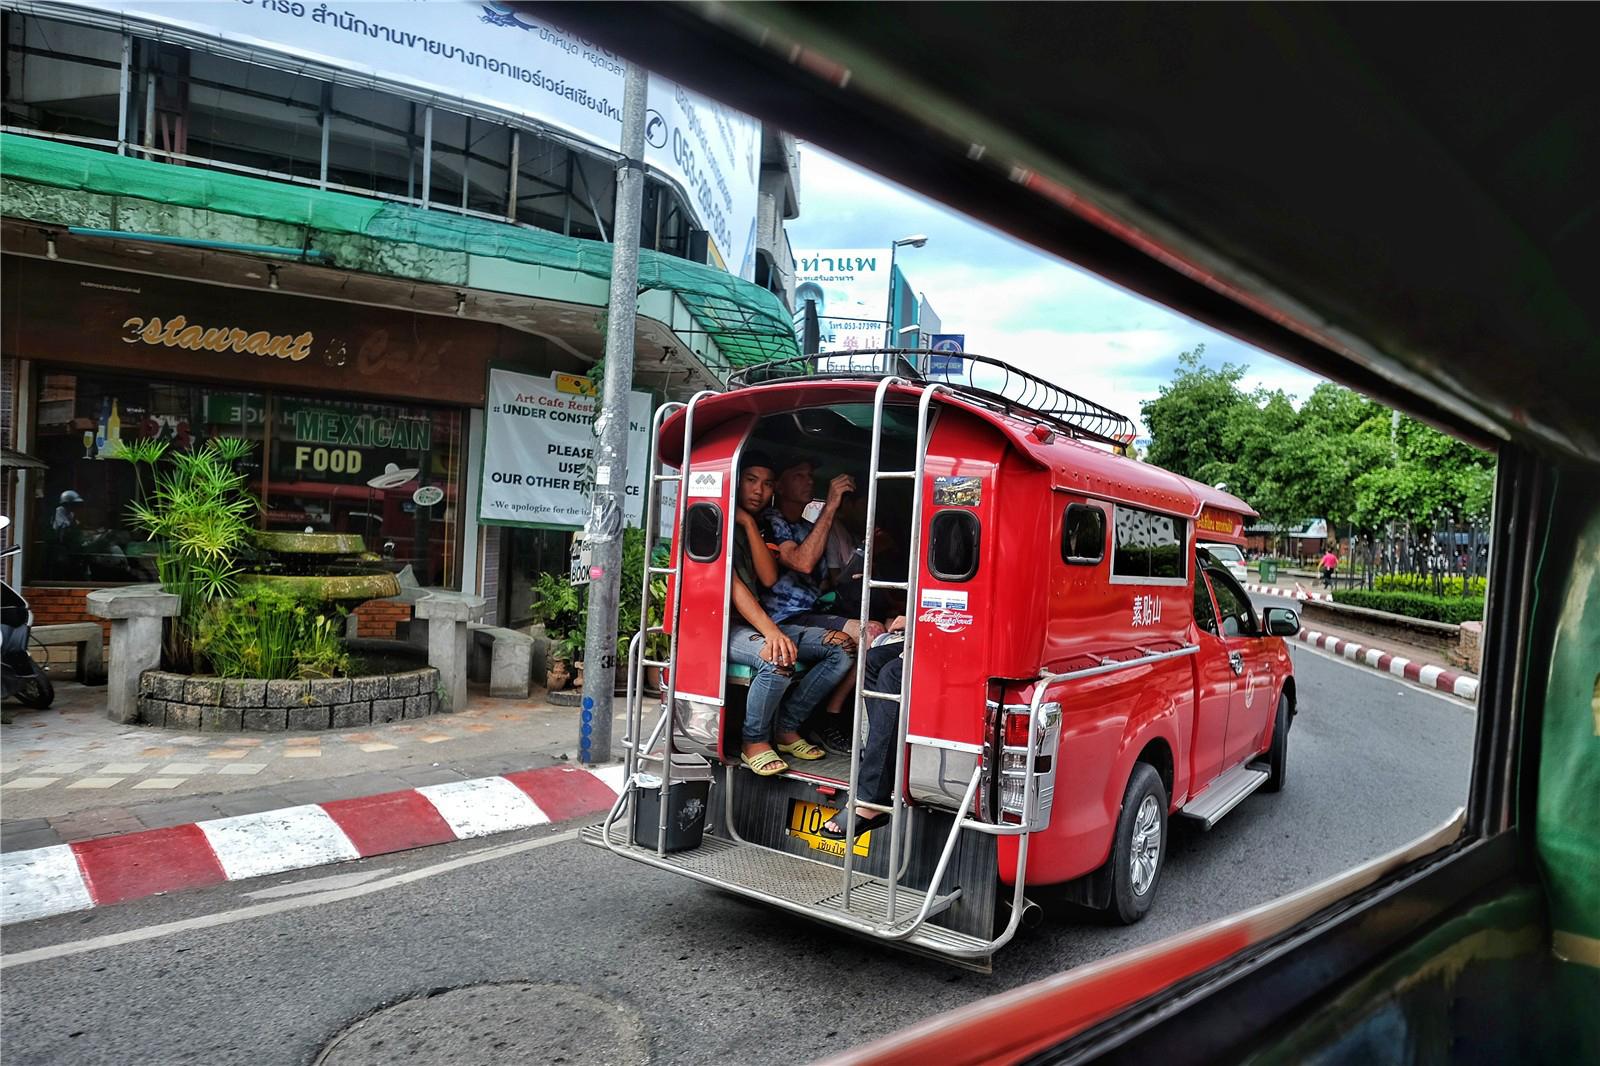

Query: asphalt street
[[0, 642, 1478, 1066]]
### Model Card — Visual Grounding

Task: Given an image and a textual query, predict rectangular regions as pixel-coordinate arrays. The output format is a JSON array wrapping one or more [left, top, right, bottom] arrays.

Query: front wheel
[[1108, 763, 1168, 924]]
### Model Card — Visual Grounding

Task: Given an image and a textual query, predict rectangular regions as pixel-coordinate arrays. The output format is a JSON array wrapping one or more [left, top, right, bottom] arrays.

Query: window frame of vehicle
[[1060, 502, 1106, 565], [1202, 564, 1258, 638], [1109, 503, 1188, 586]]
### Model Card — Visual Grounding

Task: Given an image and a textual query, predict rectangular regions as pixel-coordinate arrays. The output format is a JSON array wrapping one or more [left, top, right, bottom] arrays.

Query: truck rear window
[[683, 502, 723, 562], [929, 509, 980, 581], [1061, 503, 1105, 564]]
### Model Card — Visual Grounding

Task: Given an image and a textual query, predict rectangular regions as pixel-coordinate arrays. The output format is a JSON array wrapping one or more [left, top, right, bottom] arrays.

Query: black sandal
[[820, 809, 890, 840]]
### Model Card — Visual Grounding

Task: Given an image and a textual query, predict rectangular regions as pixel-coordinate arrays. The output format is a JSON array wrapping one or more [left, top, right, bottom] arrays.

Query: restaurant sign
[[479, 367, 650, 529]]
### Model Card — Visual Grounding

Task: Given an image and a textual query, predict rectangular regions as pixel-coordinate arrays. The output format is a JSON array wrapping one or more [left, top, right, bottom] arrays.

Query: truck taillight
[[997, 700, 1062, 830]]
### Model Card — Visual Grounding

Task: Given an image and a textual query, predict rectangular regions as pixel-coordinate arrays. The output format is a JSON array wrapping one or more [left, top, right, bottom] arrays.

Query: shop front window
[[29, 371, 462, 588], [264, 395, 461, 587]]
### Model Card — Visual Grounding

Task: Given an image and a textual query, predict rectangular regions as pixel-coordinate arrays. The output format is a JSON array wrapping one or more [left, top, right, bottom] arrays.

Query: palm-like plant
[[119, 437, 259, 670]]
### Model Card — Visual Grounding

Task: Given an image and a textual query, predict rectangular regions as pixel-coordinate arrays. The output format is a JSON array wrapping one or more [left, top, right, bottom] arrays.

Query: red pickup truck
[[587, 350, 1299, 970]]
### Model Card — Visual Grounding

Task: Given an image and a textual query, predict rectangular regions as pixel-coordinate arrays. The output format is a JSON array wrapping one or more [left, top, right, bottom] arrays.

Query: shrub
[[117, 437, 258, 671], [1373, 572, 1486, 596], [529, 528, 668, 664], [196, 584, 350, 680], [1335, 588, 1484, 625]]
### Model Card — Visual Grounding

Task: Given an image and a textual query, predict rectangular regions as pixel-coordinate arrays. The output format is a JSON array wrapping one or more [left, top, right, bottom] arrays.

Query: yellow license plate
[[788, 799, 872, 858]]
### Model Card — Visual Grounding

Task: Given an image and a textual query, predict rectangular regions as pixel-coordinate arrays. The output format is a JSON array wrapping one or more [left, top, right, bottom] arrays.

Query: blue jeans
[[727, 624, 855, 744], [858, 644, 904, 803]]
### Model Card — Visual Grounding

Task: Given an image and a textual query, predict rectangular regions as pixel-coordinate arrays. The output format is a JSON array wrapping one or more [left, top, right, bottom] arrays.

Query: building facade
[[1, 0, 800, 632]]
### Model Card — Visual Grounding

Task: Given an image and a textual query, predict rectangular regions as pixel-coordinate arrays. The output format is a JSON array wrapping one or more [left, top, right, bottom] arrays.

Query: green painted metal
[[0, 134, 797, 372]]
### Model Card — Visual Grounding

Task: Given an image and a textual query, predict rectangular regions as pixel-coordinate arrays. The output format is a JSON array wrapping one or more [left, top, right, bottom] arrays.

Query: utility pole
[[578, 61, 647, 766]]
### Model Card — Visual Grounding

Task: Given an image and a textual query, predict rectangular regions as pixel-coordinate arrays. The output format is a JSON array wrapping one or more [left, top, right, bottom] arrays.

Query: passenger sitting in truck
[[760, 457, 889, 749], [728, 452, 856, 776], [820, 616, 907, 840]]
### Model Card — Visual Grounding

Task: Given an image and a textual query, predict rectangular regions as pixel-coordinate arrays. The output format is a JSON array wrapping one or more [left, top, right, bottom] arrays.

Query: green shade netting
[[0, 134, 797, 371]]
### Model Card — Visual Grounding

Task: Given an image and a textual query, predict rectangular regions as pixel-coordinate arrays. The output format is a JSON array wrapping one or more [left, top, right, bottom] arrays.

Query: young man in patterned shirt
[[725, 452, 855, 776]]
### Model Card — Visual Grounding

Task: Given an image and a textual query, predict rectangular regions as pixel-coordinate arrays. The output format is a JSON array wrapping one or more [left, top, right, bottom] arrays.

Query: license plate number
[[787, 799, 872, 858]]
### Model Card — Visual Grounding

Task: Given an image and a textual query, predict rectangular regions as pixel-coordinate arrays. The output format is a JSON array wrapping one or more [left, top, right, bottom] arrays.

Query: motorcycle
[[1, 517, 53, 715]]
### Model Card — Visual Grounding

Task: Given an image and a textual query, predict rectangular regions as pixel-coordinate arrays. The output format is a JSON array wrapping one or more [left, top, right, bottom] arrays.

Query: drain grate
[[315, 982, 649, 1066]]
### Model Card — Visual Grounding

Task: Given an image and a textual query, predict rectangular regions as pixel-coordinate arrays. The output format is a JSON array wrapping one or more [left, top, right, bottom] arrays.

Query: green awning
[[0, 134, 798, 372]]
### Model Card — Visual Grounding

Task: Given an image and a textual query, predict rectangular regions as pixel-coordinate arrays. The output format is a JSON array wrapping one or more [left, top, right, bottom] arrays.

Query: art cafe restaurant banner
[[478, 367, 654, 530]]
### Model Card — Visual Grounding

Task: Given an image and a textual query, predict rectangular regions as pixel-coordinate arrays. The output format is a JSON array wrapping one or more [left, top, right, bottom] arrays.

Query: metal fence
[[1342, 517, 1491, 594]]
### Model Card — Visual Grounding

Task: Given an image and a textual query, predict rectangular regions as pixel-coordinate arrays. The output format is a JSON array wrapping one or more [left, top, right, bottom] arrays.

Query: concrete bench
[[86, 584, 181, 724], [467, 623, 535, 699], [413, 591, 487, 712], [31, 622, 107, 684]]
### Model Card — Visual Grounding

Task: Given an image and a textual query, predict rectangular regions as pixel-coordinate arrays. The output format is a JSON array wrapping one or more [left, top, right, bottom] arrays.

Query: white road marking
[[1390, 657, 1411, 676], [1418, 664, 1444, 688], [418, 777, 549, 838], [1453, 675, 1479, 698], [1, 846, 92, 925], [1, 829, 582, 969], [1364, 648, 1384, 667], [199, 805, 359, 881]]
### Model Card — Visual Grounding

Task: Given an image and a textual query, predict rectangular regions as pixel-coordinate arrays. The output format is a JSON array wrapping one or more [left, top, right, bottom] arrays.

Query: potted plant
[[118, 437, 257, 673], [529, 572, 582, 690]]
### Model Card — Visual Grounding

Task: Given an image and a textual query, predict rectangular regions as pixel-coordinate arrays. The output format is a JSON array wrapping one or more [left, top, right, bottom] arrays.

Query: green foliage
[[1374, 572, 1486, 596], [195, 584, 349, 680], [117, 437, 259, 671], [528, 527, 669, 665], [1335, 588, 1485, 625], [1140, 347, 1493, 542]]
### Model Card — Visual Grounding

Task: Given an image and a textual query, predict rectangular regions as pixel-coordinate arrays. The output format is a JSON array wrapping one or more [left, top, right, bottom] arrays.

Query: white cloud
[[789, 145, 1327, 430]]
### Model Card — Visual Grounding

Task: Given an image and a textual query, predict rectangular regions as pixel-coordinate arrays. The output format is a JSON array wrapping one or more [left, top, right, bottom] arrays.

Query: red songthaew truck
[[585, 351, 1300, 969]]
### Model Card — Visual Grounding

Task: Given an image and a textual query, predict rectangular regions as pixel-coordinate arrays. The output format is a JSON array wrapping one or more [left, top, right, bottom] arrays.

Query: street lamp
[[886, 234, 929, 346]]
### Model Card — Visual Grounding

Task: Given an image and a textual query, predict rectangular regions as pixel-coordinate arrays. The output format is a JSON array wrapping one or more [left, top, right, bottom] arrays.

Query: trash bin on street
[[1259, 559, 1278, 583], [632, 759, 711, 852]]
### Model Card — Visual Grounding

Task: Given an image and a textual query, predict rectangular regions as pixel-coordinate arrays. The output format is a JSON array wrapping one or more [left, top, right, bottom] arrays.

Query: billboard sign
[[794, 248, 889, 362], [52, 0, 761, 278], [927, 333, 966, 377], [479, 368, 651, 529]]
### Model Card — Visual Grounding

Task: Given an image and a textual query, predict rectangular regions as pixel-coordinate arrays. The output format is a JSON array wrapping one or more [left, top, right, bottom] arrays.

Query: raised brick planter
[[135, 668, 442, 731]]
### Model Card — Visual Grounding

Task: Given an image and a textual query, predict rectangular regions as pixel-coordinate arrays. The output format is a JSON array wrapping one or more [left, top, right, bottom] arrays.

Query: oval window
[[684, 502, 723, 562], [928, 509, 981, 581]]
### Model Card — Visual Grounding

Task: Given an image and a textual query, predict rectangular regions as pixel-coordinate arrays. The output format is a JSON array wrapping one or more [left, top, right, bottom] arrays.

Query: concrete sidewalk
[[0, 681, 628, 853]]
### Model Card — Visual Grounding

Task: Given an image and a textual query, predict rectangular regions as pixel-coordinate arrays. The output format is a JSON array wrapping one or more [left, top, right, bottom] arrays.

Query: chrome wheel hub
[[1129, 795, 1162, 896]]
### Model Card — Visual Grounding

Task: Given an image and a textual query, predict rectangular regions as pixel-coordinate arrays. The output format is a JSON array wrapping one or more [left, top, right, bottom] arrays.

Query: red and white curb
[[0, 764, 626, 926], [1293, 629, 1478, 701], [1242, 581, 1332, 602]]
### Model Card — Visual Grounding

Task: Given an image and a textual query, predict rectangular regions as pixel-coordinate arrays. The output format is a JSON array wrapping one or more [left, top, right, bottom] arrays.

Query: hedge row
[[1335, 589, 1484, 625], [1373, 572, 1486, 596]]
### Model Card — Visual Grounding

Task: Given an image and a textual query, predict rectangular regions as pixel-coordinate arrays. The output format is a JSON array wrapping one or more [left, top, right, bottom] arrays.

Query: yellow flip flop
[[740, 749, 789, 776], [777, 738, 827, 761]]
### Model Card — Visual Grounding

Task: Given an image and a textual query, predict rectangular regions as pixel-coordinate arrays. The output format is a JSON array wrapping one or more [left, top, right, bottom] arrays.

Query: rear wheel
[[1108, 763, 1168, 924], [1263, 694, 1290, 793]]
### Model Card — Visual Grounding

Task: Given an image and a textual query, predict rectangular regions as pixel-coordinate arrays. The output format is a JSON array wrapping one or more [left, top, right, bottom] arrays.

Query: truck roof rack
[[725, 349, 1137, 448]]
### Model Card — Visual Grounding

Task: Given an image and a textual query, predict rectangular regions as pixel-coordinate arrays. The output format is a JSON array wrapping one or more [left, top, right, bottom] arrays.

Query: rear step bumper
[[580, 821, 995, 969]]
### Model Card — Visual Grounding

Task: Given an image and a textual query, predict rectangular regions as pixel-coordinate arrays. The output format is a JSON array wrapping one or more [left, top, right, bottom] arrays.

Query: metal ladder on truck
[[584, 364, 1044, 966], [612, 390, 719, 843]]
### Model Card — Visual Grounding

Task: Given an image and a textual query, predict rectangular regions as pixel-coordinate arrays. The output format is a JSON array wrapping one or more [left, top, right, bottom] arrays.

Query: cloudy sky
[[786, 146, 1325, 434]]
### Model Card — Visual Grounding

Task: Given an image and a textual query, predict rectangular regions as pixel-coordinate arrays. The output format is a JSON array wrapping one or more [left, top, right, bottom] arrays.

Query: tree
[[1139, 346, 1249, 484]]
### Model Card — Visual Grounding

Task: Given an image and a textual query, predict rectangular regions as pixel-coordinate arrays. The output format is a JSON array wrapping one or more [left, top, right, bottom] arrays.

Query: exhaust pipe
[[1002, 896, 1043, 930]]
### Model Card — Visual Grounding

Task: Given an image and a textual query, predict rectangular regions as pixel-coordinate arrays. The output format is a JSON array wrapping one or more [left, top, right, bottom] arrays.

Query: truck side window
[[929, 509, 980, 581], [1194, 573, 1220, 634], [684, 502, 722, 562], [1206, 567, 1257, 637], [1061, 504, 1105, 564], [1112, 505, 1187, 581]]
